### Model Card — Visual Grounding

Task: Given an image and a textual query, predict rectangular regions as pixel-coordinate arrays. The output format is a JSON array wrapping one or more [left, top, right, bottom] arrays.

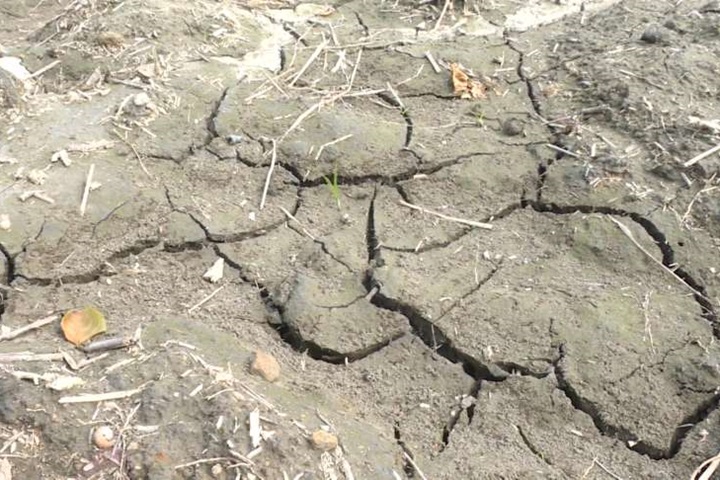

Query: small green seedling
[[323, 168, 341, 209]]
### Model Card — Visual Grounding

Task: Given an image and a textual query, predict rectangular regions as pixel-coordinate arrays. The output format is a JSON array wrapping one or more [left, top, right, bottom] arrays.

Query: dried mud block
[[429, 376, 684, 479], [311, 430, 339, 451], [290, 184, 374, 272], [382, 208, 720, 456], [250, 350, 281, 382], [215, 92, 410, 179], [216, 227, 316, 289], [280, 266, 409, 357], [161, 151, 298, 241]]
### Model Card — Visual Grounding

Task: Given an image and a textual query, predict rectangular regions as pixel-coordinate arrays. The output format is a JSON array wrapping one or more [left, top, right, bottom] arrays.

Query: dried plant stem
[[0, 314, 57, 342], [79, 163, 95, 216], [260, 140, 278, 210], [399, 200, 493, 230]]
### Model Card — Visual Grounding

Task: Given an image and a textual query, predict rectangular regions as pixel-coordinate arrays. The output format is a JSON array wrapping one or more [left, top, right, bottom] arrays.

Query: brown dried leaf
[[450, 63, 488, 100], [61, 307, 107, 346]]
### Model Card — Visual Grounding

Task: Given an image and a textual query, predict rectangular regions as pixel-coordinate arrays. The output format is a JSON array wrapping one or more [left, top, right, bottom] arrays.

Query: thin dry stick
[[683, 142, 720, 168], [113, 130, 152, 178], [399, 200, 493, 230], [260, 140, 278, 210], [640, 291, 656, 355], [425, 51, 441, 73], [681, 180, 717, 224], [0, 314, 57, 342], [288, 39, 328, 87], [278, 206, 317, 240], [29, 59, 61, 78], [692, 451, 720, 480], [188, 285, 226, 314], [278, 49, 363, 144], [433, 0, 452, 30], [58, 385, 146, 404], [314, 134, 353, 160], [0, 352, 65, 362], [593, 458, 624, 480], [608, 217, 711, 303], [402, 451, 429, 480], [174, 457, 237, 470], [79, 163, 95, 217], [545, 143, 580, 158]]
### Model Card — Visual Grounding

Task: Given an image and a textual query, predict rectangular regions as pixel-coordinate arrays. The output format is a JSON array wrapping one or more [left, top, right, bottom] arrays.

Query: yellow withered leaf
[[61, 307, 107, 346]]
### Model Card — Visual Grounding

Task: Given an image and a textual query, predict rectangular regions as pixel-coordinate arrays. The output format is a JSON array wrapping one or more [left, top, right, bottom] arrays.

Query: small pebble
[[311, 430, 338, 451], [0, 214, 10, 231], [226, 134, 243, 145], [250, 350, 280, 382], [640, 25, 663, 44], [92, 425, 115, 449]]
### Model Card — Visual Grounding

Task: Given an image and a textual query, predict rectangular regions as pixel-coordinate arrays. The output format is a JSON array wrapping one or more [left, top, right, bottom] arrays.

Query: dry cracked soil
[[1, 0, 720, 478]]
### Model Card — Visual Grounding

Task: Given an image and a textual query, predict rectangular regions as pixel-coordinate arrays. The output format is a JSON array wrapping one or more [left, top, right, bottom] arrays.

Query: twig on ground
[[277, 49, 363, 144], [593, 458, 624, 480], [545, 143, 580, 158], [680, 173, 717, 225], [288, 39, 329, 87], [433, 0, 452, 30], [0, 314, 58, 342], [399, 200, 493, 230], [260, 140, 278, 210], [174, 457, 238, 470], [58, 384, 148, 404], [113, 130, 152, 178], [402, 451, 429, 480], [79, 163, 95, 217], [692, 450, 720, 480], [608, 217, 711, 302], [314, 134, 353, 161], [684, 142, 720, 168], [639, 291, 656, 355], [424, 51, 441, 73], [278, 206, 317, 240], [0, 352, 65, 362], [29, 59, 61, 78], [188, 285, 226, 314]]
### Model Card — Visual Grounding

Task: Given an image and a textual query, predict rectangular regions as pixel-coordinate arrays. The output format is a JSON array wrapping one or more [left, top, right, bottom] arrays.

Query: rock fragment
[[250, 350, 280, 382], [311, 430, 338, 451]]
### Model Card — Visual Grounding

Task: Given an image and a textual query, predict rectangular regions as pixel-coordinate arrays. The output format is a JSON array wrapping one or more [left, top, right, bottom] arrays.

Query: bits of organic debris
[[92, 425, 116, 449], [26, 169, 48, 185], [250, 350, 280, 382], [96, 31, 125, 49], [450, 63, 491, 100], [203, 258, 225, 283], [311, 430, 339, 451], [0, 214, 10, 231], [50, 149, 71, 167]]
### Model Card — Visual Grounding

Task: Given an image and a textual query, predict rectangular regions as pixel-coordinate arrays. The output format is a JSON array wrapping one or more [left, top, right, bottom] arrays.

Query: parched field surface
[[1, 0, 720, 478]]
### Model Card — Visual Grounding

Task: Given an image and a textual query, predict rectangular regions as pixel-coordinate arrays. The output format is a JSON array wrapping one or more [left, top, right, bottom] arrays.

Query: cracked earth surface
[[2, 0, 720, 478]]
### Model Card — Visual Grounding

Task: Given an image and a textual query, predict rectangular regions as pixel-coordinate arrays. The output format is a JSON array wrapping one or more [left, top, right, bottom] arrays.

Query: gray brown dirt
[[2, 0, 720, 479]]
